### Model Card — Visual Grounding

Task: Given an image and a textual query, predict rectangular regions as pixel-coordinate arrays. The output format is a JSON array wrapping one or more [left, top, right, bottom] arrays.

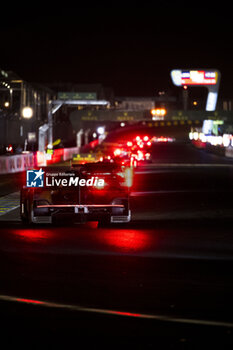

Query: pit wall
[[0, 147, 80, 174], [190, 133, 233, 158]]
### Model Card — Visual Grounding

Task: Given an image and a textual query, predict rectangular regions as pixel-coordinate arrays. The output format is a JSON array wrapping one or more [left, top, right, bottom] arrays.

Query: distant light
[[206, 92, 218, 111], [160, 108, 166, 115], [150, 108, 166, 116], [97, 126, 105, 135], [6, 144, 13, 152], [217, 136, 223, 145], [137, 150, 144, 160], [223, 134, 231, 148], [158, 91, 165, 96], [143, 136, 149, 141], [120, 122, 125, 127], [114, 148, 121, 156], [4, 101, 10, 108], [199, 133, 205, 142], [151, 109, 156, 116], [93, 132, 97, 138], [202, 120, 213, 134], [22, 106, 33, 119]]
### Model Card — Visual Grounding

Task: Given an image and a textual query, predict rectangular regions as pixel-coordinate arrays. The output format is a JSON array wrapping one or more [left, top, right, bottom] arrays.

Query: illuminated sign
[[181, 70, 217, 85], [58, 92, 97, 100], [171, 69, 219, 87], [170, 69, 221, 111]]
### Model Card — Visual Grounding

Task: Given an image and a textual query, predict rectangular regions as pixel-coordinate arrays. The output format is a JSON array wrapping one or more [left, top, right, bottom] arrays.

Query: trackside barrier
[[0, 153, 34, 174], [63, 147, 79, 161], [36, 147, 80, 167], [191, 140, 233, 158], [225, 146, 233, 158], [46, 148, 64, 165], [0, 144, 99, 173], [80, 139, 99, 153]]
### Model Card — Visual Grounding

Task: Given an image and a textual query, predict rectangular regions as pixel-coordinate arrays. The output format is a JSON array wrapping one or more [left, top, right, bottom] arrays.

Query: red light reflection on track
[[87, 221, 99, 229], [109, 310, 141, 317], [11, 229, 51, 242], [10, 223, 98, 243], [16, 298, 44, 305], [98, 229, 152, 252]]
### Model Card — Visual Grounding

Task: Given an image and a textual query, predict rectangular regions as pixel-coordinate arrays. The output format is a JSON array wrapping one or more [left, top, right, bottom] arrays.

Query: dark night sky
[[1, 3, 233, 97]]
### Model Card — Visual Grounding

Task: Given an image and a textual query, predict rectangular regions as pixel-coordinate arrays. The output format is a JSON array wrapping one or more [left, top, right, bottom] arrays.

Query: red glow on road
[[98, 229, 152, 252], [86, 221, 99, 229], [11, 229, 51, 242]]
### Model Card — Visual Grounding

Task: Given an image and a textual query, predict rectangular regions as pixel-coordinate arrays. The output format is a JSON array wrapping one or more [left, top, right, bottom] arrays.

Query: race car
[[20, 162, 132, 225]]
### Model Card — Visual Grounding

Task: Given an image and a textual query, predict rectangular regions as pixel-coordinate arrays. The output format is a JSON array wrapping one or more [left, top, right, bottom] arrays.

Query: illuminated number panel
[[181, 70, 217, 85]]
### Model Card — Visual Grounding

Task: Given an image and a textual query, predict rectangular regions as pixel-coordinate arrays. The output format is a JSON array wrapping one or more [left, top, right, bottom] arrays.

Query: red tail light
[[114, 149, 121, 156], [94, 181, 105, 189], [93, 177, 105, 189]]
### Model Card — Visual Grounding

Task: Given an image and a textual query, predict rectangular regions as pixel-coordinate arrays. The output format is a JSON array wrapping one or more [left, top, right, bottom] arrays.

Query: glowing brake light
[[136, 136, 141, 141], [93, 178, 105, 189], [143, 136, 149, 142], [94, 182, 105, 189], [114, 149, 121, 156], [137, 150, 144, 160], [130, 155, 137, 168], [158, 137, 168, 142], [147, 141, 151, 146], [127, 141, 133, 147]]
